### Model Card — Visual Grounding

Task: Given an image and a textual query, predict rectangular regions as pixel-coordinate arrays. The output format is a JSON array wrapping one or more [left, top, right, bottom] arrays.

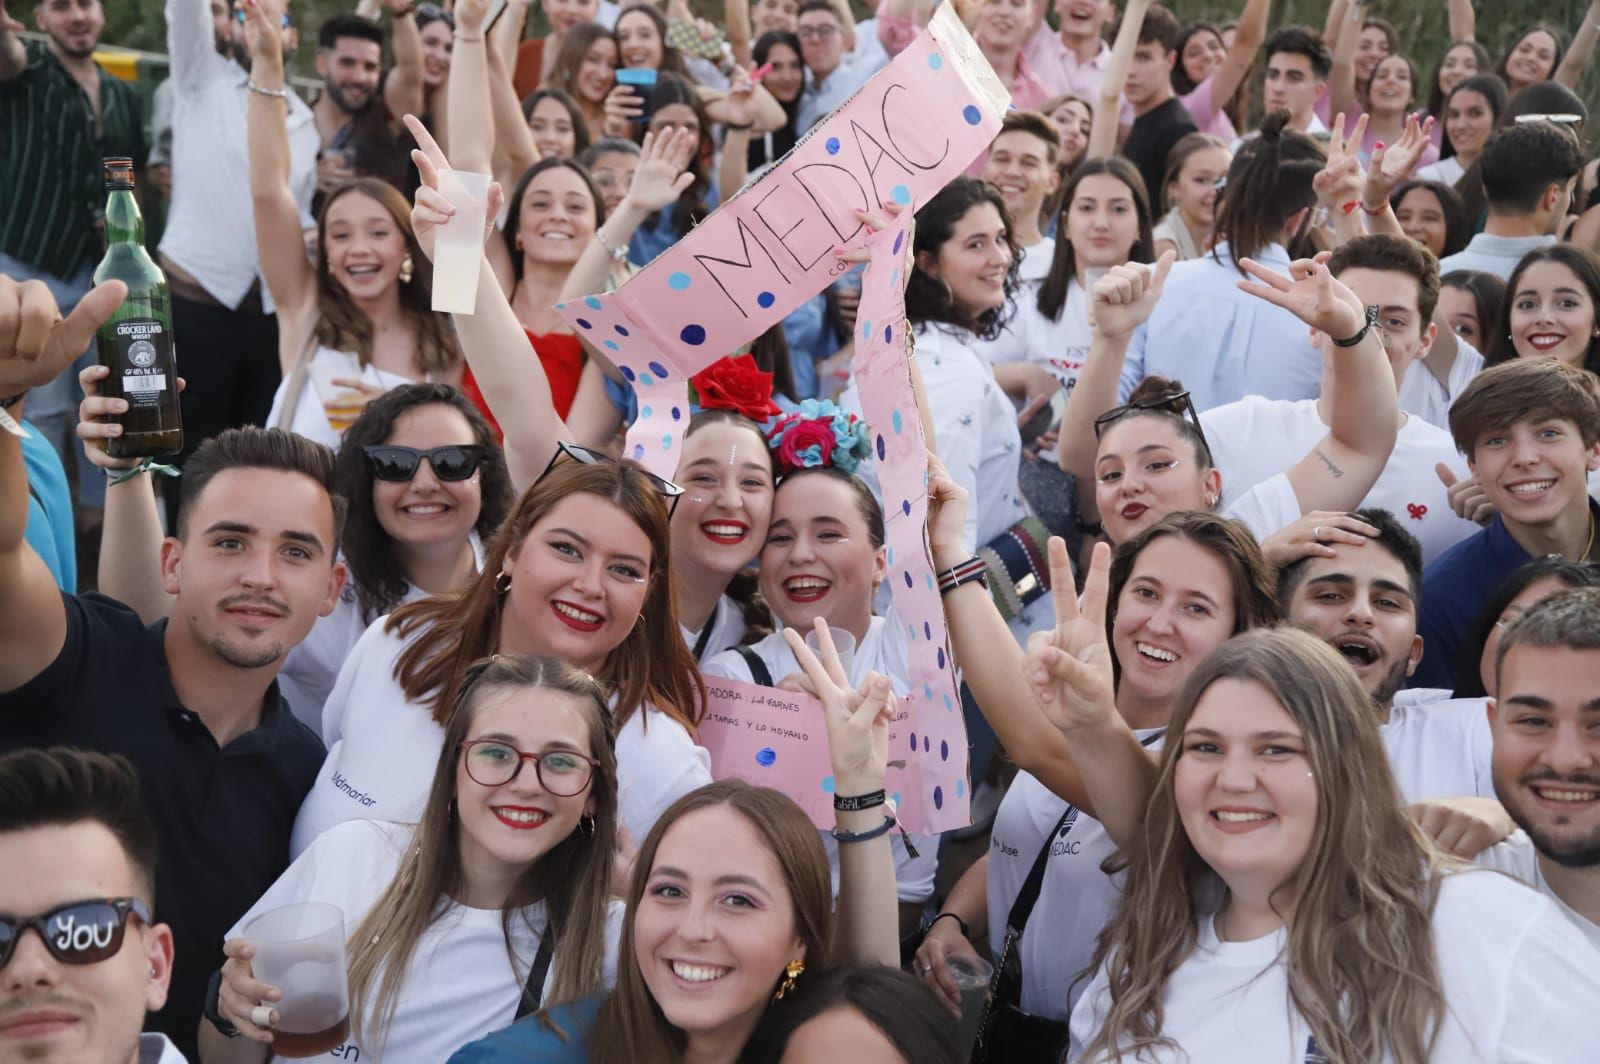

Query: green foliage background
[[98, 0, 1600, 127]]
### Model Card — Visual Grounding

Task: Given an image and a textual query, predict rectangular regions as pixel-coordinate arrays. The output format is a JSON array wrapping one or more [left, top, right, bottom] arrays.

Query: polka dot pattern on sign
[[668, 272, 692, 291]]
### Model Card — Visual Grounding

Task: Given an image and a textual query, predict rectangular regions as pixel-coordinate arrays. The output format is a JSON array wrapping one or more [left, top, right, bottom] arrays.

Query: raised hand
[[1436, 463, 1495, 525], [1090, 250, 1175, 340], [1365, 112, 1436, 209], [832, 202, 906, 265], [784, 619, 893, 795], [1, 1, 25, 33], [0, 276, 125, 395], [215, 938, 281, 1047], [453, 0, 494, 35], [406, 113, 507, 262], [623, 127, 696, 215], [724, 63, 758, 128], [603, 84, 644, 137], [1236, 251, 1365, 343], [1314, 112, 1368, 212], [241, 0, 287, 63], [925, 449, 970, 570], [1026, 538, 1117, 734]]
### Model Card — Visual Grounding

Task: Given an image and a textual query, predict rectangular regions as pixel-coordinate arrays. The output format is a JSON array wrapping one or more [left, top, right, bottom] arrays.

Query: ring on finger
[[1313, 526, 1324, 543], [251, 1005, 275, 1029], [919, 963, 933, 974]]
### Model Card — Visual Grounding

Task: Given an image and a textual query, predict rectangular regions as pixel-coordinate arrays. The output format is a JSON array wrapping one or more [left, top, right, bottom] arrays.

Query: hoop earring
[[774, 958, 805, 1001], [939, 276, 954, 308], [494, 570, 513, 594], [399, 254, 414, 284], [580, 814, 595, 837]]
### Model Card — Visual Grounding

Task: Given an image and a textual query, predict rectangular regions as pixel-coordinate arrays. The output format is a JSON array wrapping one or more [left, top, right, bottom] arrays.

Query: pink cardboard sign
[[553, 4, 1008, 481], [696, 676, 927, 832], [850, 211, 969, 834]]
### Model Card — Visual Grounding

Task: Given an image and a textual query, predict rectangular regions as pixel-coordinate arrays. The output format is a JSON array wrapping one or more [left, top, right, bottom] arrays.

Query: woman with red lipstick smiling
[[448, 625, 903, 1064], [205, 656, 623, 1064], [1049, 626, 1600, 1063], [702, 458, 939, 932], [1489, 244, 1600, 376], [290, 454, 710, 858]]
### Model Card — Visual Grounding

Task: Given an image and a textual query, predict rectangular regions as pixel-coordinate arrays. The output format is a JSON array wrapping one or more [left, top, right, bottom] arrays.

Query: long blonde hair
[[345, 655, 619, 1053], [1079, 628, 1454, 1064]]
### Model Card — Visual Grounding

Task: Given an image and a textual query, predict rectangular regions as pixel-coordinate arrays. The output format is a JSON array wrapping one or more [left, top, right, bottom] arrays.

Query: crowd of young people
[[8, 0, 1600, 1061]]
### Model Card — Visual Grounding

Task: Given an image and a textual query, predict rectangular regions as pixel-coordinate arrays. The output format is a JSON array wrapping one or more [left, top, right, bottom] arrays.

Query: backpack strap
[[734, 644, 774, 688]]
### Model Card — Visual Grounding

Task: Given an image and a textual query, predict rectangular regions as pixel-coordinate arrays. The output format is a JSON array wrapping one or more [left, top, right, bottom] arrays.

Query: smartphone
[[615, 67, 659, 125]]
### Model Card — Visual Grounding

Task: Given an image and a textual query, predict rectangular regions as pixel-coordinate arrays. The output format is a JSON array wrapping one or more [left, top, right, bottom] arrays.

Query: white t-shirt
[[702, 617, 937, 903], [1478, 831, 1600, 952], [1201, 396, 1479, 565], [680, 593, 748, 663], [1398, 342, 1485, 432], [267, 347, 414, 450], [1220, 472, 1303, 543], [229, 819, 623, 1064], [977, 279, 1090, 396], [1017, 236, 1056, 285], [986, 739, 1163, 1019], [1069, 867, 1600, 1062], [280, 536, 485, 737], [1415, 155, 1466, 187], [1379, 695, 1495, 804], [291, 619, 712, 857]]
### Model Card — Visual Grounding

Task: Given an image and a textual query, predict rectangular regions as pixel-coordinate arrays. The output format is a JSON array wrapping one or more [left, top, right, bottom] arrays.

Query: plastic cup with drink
[[946, 954, 994, 1053], [308, 357, 373, 435], [244, 902, 351, 1059], [431, 168, 492, 315]]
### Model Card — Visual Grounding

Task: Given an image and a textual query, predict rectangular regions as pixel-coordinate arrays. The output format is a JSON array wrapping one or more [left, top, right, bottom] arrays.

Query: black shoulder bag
[[515, 929, 557, 1019]]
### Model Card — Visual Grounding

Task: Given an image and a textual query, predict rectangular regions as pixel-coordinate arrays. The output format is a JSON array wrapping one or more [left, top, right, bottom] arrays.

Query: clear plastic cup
[[804, 625, 857, 679], [946, 955, 994, 1053], [244, 903, 351, 1059], [431, 168, 492, 315], [307, 356, 369, 434]]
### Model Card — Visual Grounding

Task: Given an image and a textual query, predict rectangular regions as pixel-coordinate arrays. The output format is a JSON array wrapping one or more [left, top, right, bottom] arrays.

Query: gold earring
[[399, 254, 414, 284], [774, 958, 805, 1001], [494, 570, 513, 594]]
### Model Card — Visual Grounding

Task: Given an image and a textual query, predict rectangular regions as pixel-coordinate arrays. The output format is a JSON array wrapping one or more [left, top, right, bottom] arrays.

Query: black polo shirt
[[0, 593, 324, 1061]]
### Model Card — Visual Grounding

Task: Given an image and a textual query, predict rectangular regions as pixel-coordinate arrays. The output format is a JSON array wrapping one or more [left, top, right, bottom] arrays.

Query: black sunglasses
[[539, 440, 686, 508], [415, 2, 455, 26], [364, 444, 487, 482], [1093, 390, 1214, 464], [0, 898, 151, 969]]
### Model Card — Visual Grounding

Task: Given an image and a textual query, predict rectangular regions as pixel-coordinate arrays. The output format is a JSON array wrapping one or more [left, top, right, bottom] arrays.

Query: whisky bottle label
[[110, 319, 173, 408]]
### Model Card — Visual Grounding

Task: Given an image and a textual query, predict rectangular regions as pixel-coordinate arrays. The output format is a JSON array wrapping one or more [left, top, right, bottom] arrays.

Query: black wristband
[[830, 813, 897, 844], [204, 968, 241, 1038], [1331, 304, 1380, 348], [930, 911, 970, 939], [833, 788, 886, 812]]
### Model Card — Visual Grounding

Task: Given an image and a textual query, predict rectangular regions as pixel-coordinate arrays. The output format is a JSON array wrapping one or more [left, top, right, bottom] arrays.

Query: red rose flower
[[690, 354, 782, 421], [775, 418, 837, 473]]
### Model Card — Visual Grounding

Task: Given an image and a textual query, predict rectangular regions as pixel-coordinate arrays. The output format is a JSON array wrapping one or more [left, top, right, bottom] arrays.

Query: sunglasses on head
[[539, 440, 686, 508], [1514, 113, 1584, 126], [0, 898, 151, 969], [364, 444, 487, 482], [415, 2, 455, 25], [1093, 389, 1214, 464]]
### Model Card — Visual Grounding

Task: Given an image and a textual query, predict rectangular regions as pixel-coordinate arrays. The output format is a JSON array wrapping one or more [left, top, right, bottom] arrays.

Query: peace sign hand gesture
[[1236, 251, 1365, 344], [1314, 112, 1368, 212], [1025, 538, 1117, 735], [1365, 112, 1436, 210], [784, 619, 893, 796], [405, 114, 507, 263]]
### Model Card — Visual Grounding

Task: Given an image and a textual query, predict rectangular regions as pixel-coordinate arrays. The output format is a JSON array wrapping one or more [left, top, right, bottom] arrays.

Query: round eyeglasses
[[457, 740, 599, 796]]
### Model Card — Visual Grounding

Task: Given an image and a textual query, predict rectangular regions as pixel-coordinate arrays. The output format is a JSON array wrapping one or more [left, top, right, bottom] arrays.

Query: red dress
[[460, 330, 584, 442]]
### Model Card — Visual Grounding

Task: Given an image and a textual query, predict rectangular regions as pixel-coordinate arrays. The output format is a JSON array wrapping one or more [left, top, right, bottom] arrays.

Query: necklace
[[1547, 510, 1596, 562]]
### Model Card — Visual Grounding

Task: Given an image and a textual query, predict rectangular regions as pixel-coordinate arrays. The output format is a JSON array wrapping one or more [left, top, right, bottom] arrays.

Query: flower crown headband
[[764, 398, 872, 478]]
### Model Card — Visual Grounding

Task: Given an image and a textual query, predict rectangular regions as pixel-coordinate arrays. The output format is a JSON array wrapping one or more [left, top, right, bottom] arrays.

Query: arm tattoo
[[1314, 448, 1344, 478]]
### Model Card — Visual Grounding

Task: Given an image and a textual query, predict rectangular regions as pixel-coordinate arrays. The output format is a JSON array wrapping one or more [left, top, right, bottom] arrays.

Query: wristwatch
[[204, 969, 242, 1039], [1331, 304, 1380, 348]]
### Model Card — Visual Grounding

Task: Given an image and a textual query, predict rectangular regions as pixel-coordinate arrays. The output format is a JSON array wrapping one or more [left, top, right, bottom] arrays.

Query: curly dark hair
[[905, 177, 1020, 341], [334, 383, 514, 623]]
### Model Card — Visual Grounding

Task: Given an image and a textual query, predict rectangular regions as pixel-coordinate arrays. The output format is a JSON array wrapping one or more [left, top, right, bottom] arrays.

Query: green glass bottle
[[93, 157, 182, 458]]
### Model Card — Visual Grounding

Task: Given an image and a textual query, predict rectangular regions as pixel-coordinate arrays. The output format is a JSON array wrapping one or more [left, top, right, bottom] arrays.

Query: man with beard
[[157, 0, 318, 529], [1, 0, 143, 523], [1278, 508, 1502, 835], [309, 12, 417, 194], [1481, 588, 1600, 949], [0, 277, 346, 1059]]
